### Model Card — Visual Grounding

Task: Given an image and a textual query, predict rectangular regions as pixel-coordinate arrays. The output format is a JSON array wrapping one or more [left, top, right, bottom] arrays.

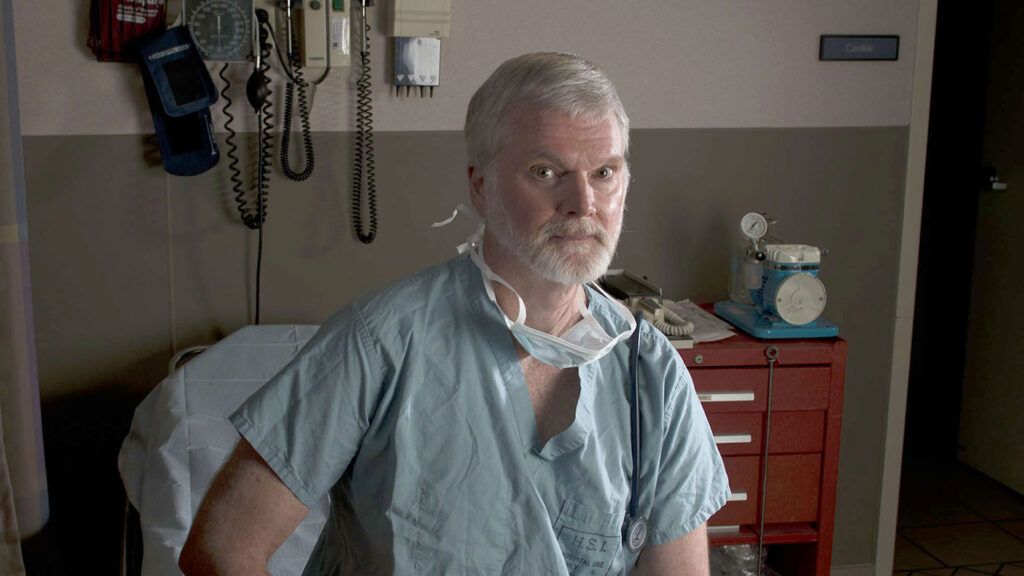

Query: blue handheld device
[[137, 27, 219, 176]]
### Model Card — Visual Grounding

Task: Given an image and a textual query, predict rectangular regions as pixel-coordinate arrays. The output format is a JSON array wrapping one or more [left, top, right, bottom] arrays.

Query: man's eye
[[532, 166, 556, 179], [594, 167, 614, 179]]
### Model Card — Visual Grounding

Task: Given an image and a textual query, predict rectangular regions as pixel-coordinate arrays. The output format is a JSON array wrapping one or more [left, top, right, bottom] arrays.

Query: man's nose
[[559, 172, 596, 216]]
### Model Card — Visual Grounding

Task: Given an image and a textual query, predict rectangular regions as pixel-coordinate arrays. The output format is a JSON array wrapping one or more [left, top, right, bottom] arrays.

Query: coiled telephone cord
[[652, 304, 695, 336], [351, 6, 378, 244]]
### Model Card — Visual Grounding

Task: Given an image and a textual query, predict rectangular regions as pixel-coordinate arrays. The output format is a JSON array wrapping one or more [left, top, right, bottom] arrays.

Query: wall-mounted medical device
[[113, 0, 452, 319], [297, 0, 352, 69], [390, 0, 450, 97], [183, 0, 350, 68], [177, 0, 357, 322], [715, 212, 838, 339], [184, 0, 252, 61], [88, 0, 168, 62], [137, 26, 220, 176]]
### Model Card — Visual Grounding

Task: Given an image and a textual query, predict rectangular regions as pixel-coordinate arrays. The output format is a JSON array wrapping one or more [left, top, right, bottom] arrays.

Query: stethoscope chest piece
[[623, 515, 649, 554]]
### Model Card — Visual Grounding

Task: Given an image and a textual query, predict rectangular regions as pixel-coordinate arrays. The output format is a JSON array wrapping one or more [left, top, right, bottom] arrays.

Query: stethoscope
[[622, 311, 649, 554]]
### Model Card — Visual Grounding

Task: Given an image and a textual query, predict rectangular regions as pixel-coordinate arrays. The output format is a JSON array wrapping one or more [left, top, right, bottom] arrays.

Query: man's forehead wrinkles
[[528, 150, 570, 166], [525, 149, 626, 168]]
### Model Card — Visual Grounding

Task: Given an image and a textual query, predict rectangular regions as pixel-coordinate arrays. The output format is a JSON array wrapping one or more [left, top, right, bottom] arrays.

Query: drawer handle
[[727, 491, 748, 502], [698, 391, 755, 403], [708, 525, 741, 534], [714, 434, 753, 445]]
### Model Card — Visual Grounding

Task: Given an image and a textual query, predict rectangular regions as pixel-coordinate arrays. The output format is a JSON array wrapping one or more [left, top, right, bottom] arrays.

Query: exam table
[[118, 325, 329, 576]]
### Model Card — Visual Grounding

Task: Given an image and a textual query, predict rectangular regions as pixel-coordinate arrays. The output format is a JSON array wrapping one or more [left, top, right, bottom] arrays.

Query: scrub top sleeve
[[230, 306, 386, 509], [647, 367, 730, 545]]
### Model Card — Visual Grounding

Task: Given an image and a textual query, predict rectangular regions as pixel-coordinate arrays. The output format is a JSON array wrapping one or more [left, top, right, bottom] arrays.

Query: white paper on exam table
[[119, 324, 329, 576], [664, 300, 735, 343]]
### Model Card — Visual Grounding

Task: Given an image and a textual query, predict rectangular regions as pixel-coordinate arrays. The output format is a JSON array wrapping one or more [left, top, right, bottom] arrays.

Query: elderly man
[[179, 52, 728, 576]]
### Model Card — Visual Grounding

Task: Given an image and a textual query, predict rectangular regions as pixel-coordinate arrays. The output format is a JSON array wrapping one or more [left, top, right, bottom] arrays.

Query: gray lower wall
[[24, 126, 908, 567]]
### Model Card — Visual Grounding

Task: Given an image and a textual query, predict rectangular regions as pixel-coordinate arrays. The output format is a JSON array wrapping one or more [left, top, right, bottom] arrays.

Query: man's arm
[[179, 438, 311, 576], [632, 523, 710, 576]]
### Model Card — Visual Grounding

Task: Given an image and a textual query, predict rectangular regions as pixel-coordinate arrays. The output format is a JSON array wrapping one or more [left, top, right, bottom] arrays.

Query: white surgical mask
[[465, 232, 636, 368]]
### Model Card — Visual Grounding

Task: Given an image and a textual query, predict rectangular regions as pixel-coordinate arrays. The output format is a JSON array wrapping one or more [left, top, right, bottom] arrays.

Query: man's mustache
[[539, 219, 609, 246]]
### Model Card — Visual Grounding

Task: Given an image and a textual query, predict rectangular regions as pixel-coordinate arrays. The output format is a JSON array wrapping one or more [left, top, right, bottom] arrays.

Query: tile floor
[[894, 458, 1024, 575]]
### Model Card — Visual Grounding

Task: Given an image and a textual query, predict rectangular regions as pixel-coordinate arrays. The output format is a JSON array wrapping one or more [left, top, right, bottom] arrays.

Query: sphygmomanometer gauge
[[186, 0, 253, 62]]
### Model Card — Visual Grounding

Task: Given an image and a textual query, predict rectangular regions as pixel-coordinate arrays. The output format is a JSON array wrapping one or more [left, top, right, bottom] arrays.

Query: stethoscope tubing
[[628, 313, 642, 519], [623, 312, 649, 554]]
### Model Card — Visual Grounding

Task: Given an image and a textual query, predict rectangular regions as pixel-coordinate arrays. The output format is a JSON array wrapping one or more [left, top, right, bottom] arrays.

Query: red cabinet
[[680, 333, 846, 576]]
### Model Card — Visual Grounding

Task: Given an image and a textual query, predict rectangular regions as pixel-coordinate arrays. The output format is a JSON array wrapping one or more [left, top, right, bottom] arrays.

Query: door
[[958, 0, 1024, 495]]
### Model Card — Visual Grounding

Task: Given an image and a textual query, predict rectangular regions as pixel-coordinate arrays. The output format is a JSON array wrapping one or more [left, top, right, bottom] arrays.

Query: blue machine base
[[713, 301, 839, 339]]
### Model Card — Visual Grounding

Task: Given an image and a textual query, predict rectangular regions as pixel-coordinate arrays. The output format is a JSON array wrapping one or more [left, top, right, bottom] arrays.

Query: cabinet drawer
[[679, 341, 838, 367], [766, 453, 821, 523], [769, 411, 825, 453], [708, 413, 762, 456], [692, 367, 830, 412], [709, 454, 823, 526], [710, 456, 759, 526], [707, 411, 825, 455]]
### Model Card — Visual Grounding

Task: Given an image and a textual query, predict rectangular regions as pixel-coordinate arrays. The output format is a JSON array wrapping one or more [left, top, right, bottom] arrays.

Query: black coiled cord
[[222, 34, 274, 230], [351, 6, 377, 244], [280, 37, 314, 181], [219, 63, 250, 223], [254, 19, 275, 228], [256, 62, 274, 228], [219, 11, 275, 325], [252, 17, 275, 325]]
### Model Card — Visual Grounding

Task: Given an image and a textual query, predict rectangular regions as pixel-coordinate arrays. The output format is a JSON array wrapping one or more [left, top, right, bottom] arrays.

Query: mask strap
[[467, 241, 526, 326], [460, 225, 485, 255], [430, 203, 478, 228], [430, 204, 484, 254]]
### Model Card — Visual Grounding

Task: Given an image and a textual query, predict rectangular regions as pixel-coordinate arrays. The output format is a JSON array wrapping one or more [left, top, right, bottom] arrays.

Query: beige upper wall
[[13, 0, 920, 136]]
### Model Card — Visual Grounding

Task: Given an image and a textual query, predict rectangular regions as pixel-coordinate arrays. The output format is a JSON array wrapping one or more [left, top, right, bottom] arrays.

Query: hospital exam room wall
[[11, 0, 920, 572]]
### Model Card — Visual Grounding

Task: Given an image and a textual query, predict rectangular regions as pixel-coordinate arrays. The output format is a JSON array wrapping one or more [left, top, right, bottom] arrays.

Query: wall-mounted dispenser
[[389, 0, 450, 97]]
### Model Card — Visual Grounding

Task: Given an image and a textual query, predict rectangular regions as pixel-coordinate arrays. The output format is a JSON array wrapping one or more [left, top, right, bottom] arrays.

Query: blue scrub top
[[232, 255, 729, 575]]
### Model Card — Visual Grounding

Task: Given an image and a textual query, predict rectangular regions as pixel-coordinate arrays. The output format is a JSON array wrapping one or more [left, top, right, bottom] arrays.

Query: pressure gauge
[[740, 212, 768, 241], [185, 0, 253, 62]]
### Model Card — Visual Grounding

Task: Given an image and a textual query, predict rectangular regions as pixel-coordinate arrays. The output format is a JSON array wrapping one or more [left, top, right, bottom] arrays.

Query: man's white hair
[[464, 52, 630, 173]]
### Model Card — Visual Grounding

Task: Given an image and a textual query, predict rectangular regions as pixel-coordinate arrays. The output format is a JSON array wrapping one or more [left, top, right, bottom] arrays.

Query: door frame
[[874, 1, 938, 574]]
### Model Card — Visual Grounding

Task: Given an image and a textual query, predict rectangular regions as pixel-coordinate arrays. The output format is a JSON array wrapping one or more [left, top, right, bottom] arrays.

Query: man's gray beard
[[484, 193, 620, 286]]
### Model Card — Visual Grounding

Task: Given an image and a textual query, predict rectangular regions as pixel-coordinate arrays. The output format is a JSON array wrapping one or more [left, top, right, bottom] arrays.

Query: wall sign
[[819, 35, 899, 61]]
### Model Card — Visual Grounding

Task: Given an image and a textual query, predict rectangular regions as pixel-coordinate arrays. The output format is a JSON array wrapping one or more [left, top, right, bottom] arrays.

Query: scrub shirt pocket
[[553, 499, 624, 576]]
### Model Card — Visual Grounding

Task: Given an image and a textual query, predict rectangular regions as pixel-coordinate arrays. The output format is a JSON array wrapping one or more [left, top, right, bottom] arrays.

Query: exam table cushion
[[118, 324, 328, 576]]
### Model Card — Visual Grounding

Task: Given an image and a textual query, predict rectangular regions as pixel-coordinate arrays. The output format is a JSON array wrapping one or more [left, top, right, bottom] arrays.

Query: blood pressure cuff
[[88, 0, 167, 62], [137, 26, 220, 176]]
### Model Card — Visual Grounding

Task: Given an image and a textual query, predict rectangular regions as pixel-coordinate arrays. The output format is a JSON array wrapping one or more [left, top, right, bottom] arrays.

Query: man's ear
[[468, 165, 487, 215]]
